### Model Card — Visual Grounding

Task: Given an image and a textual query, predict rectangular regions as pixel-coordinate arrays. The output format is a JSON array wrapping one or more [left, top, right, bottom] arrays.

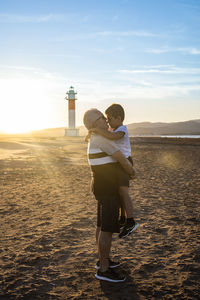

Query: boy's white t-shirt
[[113, 125, 131, 158]]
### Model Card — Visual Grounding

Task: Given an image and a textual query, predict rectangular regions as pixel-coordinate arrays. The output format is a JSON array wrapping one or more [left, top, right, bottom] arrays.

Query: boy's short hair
[[105, 104, 125, 121]]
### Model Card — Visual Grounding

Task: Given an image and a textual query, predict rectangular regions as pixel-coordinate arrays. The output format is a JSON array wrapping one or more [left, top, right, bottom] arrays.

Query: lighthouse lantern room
[[65, 86, 79, 136]]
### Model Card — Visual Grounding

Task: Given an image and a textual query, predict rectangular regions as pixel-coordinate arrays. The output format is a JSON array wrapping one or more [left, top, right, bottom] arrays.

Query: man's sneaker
[[95, 268, 126, 283], [95, 259, 120, 270], [119, 222, 139, 238]]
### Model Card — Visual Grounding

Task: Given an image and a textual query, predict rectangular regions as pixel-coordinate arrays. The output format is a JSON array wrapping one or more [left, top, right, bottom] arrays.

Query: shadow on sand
[[99, 266, 139, 300]]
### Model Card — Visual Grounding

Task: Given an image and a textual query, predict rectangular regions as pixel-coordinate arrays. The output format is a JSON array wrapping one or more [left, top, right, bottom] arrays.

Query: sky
[[0, 0, 200, 133]]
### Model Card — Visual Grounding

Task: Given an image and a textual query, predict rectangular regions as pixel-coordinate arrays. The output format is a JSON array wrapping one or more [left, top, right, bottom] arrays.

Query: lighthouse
[[65, 86, 79, 136]]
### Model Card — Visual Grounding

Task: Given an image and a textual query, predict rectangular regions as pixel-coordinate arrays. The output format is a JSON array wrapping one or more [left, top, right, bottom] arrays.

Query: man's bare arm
[[89, 127, 124, 140], [112, 150, 135, 176]]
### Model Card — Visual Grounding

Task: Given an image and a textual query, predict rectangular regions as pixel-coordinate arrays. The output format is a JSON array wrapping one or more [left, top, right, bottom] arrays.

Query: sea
[[130, 135, 200, 139]]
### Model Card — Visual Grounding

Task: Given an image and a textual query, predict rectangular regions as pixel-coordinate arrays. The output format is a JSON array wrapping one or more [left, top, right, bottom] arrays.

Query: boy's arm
[[89, 127, 124, 140], [112, 150, 135, 176]]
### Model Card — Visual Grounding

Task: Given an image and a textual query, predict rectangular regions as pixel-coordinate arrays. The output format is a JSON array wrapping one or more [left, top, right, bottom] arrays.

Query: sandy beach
[[0, 135, 199, 299]]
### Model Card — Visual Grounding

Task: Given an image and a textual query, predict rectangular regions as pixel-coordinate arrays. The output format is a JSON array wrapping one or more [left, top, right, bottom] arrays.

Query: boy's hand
[[89, 127, 99, 134], [85, 131, 91, 142]]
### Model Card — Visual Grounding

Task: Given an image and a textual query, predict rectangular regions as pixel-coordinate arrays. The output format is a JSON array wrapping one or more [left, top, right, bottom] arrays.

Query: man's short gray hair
[[83, 108, 102, 130]]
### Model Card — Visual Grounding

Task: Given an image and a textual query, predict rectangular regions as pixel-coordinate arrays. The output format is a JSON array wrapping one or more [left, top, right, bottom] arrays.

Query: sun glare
[[2, 126, 31, 134], [0, 75, 61, 134]]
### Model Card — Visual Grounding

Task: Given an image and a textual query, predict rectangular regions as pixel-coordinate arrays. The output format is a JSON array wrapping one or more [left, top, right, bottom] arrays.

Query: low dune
[[0, 135, 199, 299]]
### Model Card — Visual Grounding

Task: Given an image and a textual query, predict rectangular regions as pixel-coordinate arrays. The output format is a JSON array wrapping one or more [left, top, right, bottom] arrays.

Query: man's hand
[[129, 169, 136, 180]]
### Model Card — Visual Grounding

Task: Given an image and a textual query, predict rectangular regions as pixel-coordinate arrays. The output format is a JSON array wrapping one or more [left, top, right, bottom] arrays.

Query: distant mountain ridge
[[127, 119, 200, 136], [1, 119, 200, 136]]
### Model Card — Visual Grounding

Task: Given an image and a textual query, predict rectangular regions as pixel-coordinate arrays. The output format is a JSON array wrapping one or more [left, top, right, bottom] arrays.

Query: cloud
[[0, 13, 66, 23], [146, 47, 200, 55], [47, 54, 81, 59], [89, 47, 123, 54], [0, 63, 200, 129], [143, 64, 176, 69], [0, 65, 56, 81], [0, 65, 44, 72], [50, 29, 159, 43], [187, 48, 200, 54], [115, 65, 200, 98], [94, 30, 158, 37], [118, 66, 200, 75]]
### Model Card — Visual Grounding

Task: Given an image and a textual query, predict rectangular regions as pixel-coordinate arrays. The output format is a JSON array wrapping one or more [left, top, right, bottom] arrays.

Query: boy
[[90, 104, 139, 238]]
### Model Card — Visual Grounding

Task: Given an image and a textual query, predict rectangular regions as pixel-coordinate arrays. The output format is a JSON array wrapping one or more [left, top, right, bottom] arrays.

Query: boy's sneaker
[[119, 222, 139, 238], [95, 268, 126, 283], [95, 259, 120, 270]]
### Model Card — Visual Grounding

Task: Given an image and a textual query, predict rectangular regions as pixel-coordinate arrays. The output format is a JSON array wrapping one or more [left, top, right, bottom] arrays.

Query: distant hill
[[78, 119, 200, 136], [127, 119, 200, 135], [1, 119, 200, 137]]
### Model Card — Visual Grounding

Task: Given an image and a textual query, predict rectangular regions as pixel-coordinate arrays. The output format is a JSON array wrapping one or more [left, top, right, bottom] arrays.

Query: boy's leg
[[120, 197, 126, 217], [119, 186, 134, 219], [118, 186, 139, 238]]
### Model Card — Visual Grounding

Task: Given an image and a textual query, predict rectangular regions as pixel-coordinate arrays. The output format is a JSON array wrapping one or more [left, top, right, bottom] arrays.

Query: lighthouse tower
[[65, 86, 79, 136]]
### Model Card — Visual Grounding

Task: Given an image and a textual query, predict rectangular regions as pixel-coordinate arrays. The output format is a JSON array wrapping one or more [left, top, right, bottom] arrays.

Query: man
[[83, 108, 135, 283]]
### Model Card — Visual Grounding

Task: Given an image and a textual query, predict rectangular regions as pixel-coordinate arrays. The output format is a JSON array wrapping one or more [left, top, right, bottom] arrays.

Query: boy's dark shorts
[[117, 156, 133, 187], [97, 195, 120, 233]]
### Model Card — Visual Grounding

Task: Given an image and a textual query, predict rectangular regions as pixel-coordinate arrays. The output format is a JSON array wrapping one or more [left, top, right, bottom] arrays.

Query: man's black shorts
[[97, 195, 120, 233], [117, 156, 133, 187], [91, 163, 120, 233]]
